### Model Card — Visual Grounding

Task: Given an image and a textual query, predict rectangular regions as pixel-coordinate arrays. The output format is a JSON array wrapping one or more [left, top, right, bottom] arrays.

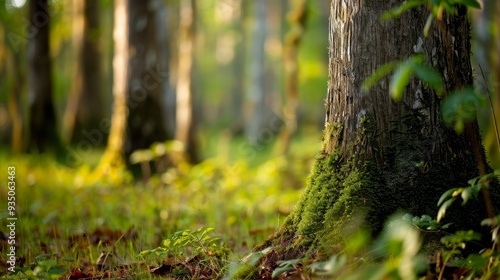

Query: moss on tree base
[[255, 139, 498, 260]]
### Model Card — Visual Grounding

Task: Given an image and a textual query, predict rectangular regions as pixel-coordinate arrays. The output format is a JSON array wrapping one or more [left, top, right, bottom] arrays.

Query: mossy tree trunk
[[257, 0, 497, 257]]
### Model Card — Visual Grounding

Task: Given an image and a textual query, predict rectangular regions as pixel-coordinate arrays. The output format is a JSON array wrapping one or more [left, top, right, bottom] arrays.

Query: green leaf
[[402, 213, 414, 222], [441, 230, 481, 245], [310, 255, 347, 276], [423, 13, 434, 37], [381, 0, 424, 20], [390, 61, 413, 101], [441, 223, 453, 229], [456, 254, 490, 268], [412, 62, 443, 93], [362, 61, 398, 92], [442, 2, 455, 13], [441, 87, 485, 133], [437, 198, 456, 222], [467, 176, 480, 186], [461, 187, 473, 205], [272, 258, 304, 278], [420, 215, 432, 222], [437, 188, 457, 206], [272, 264, 294, 278], [47, 267, 67, 275], [35, 254, 55, 260]]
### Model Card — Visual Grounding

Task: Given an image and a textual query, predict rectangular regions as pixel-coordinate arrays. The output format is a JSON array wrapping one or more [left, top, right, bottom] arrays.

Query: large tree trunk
[[28, 0, 59, 152], [126, 0, 168, 158], [256, 0, 497, 259], [64, 0, 104, 144]]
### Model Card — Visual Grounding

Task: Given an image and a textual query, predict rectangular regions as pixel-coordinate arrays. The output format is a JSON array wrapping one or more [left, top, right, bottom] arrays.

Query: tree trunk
[[28, 0, 59, 153], [8, 51, 25, 153], [126, 0, 168, 158], [229, 0, 246, 136], [95, 0, 128, 177], [274, 0, 307, 155], [256, 1, 497, 259], [245, 0, 267, 146], [64, 0, 104, 144], [175, 0, 198, 163]]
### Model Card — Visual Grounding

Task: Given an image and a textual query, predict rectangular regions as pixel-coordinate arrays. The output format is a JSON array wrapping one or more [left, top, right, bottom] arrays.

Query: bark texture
[[257, 1, 498, 257]]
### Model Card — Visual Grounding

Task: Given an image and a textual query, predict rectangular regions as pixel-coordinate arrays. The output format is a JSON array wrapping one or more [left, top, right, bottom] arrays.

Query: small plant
[[141, 227, 231, 279], [437, 172, 498, 223], [141, 227, 229, 259], [402, 213, 452, 231], [11, 254, 75, 280]]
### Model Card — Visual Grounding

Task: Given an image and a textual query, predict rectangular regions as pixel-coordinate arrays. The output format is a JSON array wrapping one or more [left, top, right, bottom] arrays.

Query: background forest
[[0, 0, 328, 278]]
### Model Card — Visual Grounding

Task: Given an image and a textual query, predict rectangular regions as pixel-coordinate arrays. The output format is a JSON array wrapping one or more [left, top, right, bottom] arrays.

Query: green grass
[[0, 130, 321, 279]]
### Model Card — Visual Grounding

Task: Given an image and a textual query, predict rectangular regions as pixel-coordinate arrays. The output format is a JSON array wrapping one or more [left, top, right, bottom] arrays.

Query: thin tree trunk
[[229, 0, 246, 136], [154, 0, 174, 140], [95, 0, 128, 176], [8, 51, 24, 153], [28, 0, 59, 153], [275, 0, 307, 155], [245, 0, 266, 146], [64, 0, 103, 144], [175, 0, 198, 163]]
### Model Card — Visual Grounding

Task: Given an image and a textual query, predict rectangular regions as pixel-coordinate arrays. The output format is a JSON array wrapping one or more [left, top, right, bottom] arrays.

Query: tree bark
[[256, 0, 498, 259], [64, 0, 104, 144], [28, 0, 59, 153]]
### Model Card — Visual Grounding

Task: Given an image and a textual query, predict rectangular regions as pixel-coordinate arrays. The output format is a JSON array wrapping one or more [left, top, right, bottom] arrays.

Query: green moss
[[258, 110, 500, 257]]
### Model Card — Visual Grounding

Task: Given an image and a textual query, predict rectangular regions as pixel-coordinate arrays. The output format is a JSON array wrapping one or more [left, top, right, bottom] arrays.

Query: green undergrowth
[[0, 133, 321, 279]]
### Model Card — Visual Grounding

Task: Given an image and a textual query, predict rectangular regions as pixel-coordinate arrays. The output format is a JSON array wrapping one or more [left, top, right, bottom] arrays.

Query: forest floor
[[1, 131, 497, 279], [0, 133, 322, 279]]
